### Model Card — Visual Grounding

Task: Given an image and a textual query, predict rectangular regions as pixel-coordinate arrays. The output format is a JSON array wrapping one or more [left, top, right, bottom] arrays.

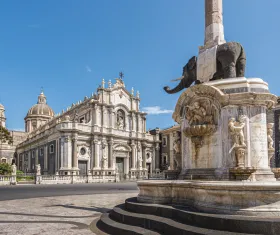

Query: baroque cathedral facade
[[2, 78, 160, 179]]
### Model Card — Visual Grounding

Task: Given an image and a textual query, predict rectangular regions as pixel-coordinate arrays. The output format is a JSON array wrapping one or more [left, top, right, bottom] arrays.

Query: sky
[[0, 0, 280, 131]]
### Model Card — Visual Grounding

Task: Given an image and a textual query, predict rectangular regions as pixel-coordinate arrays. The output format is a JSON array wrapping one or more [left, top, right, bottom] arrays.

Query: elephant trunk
[[164, 79, 185, 94]]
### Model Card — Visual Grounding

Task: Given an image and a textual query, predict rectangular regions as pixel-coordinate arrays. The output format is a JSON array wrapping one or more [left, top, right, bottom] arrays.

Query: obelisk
[[203, 0, 226, 50]]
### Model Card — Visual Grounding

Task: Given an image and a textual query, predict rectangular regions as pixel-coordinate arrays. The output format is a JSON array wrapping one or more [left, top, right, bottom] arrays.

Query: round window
[[80, 147, 86, 155]]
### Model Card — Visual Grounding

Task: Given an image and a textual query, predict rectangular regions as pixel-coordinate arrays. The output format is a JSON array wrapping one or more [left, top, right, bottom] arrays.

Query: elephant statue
[[164, 42, 246, 94]]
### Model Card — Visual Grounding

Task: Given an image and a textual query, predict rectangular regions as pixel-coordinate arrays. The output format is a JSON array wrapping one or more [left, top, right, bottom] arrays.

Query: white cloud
[[142, 106, 173, 115], [11, 128, 25, 132], [86, 65, 92, 72]]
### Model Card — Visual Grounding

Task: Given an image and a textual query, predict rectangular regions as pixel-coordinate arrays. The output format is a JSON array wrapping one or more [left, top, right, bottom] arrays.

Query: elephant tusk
[[170, 76, 183, 82]]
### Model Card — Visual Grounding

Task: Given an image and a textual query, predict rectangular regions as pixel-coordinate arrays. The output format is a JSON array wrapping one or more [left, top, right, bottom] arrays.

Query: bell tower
[[0, 104, 6, 128]]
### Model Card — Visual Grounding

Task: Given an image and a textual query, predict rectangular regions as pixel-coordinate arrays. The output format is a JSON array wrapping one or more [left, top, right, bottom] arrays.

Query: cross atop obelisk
[[203, 0, 226, 50]]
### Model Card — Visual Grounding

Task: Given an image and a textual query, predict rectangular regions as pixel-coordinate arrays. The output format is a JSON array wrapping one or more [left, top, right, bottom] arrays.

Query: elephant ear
[[187, 56, 197, 71]]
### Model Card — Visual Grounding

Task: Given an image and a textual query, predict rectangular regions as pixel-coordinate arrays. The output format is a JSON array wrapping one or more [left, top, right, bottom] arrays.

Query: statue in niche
[[117, 110, 125, 130], [228, 115, 246, 147], [73, 110, 79, 123], [138, 154, 143, 168], [173, 132, 181, 154], [267, 123, 274, 150], [185, 101, 214, 125], [137, 143, 141, 152]]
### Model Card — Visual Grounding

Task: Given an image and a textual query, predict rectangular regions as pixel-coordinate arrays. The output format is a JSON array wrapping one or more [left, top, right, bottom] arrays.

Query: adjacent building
[[160, 125, 181, 171]]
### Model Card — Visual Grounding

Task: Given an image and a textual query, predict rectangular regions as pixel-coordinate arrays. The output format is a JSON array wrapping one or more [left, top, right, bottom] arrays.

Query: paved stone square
[[0, 192, 138, 235]]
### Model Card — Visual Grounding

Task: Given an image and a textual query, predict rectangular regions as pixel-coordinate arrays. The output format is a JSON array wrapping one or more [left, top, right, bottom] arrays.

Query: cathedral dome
[[26, 92, 54, 118]]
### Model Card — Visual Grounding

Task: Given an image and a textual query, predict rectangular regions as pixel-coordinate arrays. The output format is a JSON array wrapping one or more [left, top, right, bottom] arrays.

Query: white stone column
[[92, 105, 96, 125], [142, 145, 147, 169], [108, 138, 113, 169], [101, 106, 105, 127], [93, 139, 100, 169], [125, 156, 129, 175], [108, 108, 113, 128], [137, 114, 141, 133], [91, 141, 95, 169], [155, 144, 160, 171], [72, 134, 78, 174], [60, 138, 64, 171], [101, 139, 108, 169], [55, 139, 59, 173], [44, 144, 48, 172], [96, 106, 101, 126], [35, 148, 38, 165], [169, 133, 174, 170], [64, 136, 72, 169], [204, 0, 225, 49], [249, 108, 269, 168], [131, 142, 136, 170]]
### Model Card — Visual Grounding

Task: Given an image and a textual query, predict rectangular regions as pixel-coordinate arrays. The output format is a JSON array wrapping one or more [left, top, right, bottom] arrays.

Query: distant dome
[[26, 92, 54, 118]]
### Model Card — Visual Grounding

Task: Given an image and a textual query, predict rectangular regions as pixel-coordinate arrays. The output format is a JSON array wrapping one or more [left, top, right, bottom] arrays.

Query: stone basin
[[137, 180, 280, 216]]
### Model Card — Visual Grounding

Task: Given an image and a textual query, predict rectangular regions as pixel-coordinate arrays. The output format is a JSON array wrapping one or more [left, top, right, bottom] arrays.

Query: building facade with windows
[[15, 78, 160, 179], [160, 125, 181, 171]]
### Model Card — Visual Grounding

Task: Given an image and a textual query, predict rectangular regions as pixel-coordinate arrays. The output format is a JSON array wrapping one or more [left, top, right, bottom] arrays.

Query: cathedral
[[1, 78, 160, 180]]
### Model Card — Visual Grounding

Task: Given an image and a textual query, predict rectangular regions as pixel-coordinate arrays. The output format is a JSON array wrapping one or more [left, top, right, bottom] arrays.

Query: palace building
[[13, 78, 160, 179]]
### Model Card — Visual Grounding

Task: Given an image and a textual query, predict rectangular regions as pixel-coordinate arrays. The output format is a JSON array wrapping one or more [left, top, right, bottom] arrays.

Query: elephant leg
[[236, 57, 246, 77], [221, 61, 236, 78]]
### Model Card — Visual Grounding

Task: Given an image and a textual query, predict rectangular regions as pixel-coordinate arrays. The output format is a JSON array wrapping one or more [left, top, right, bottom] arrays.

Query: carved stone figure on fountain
[[267, 123, 275, 166], [228, 115, 246, 147], [173, 132, 181, 154], [267, 123, 274, 150], [228, 115, 246, 168], [186, 102, 207, 125]]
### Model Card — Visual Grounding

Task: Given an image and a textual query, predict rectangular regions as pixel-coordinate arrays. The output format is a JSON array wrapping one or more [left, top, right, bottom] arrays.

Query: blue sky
[[0, 0, 280, 131]]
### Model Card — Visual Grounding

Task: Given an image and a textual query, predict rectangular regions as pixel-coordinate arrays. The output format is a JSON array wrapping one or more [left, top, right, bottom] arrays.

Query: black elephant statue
[[164, 42, 246, 94]]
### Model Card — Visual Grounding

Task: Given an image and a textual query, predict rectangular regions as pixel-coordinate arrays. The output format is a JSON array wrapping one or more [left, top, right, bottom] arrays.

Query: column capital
[[142, 143, 147, 149]]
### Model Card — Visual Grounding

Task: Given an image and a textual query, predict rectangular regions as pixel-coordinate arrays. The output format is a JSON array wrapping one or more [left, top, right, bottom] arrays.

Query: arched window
[[116, 109, 125, 130]]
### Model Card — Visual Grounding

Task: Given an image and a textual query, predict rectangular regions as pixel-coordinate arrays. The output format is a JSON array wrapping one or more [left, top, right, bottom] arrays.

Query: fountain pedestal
[[137, 78, 280, 216], [171, 78, 277, 182]]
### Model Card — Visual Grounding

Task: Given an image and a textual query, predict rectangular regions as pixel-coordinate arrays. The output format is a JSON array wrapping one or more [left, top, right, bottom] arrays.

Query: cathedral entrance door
[[116, 157, 124, 181], [78, 160, 87, 175]]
